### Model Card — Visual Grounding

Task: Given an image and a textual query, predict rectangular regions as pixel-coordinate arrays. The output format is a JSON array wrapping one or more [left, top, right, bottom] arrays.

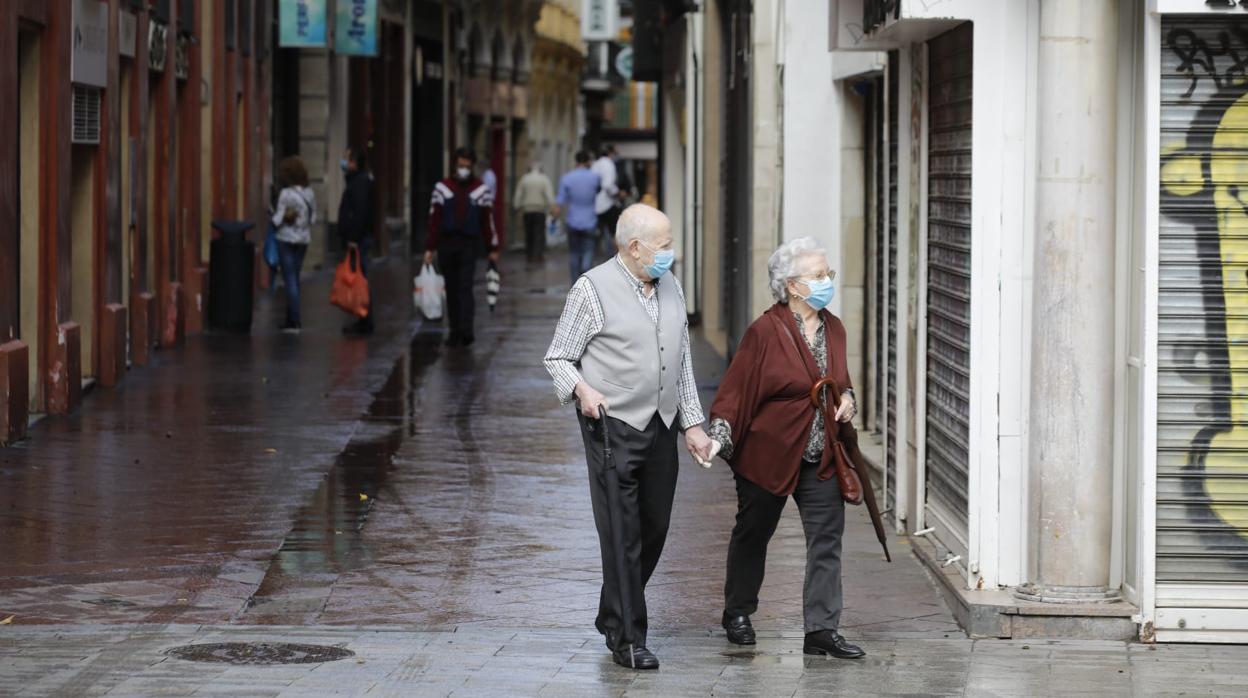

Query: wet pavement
[[4, 250, 1247, 695]]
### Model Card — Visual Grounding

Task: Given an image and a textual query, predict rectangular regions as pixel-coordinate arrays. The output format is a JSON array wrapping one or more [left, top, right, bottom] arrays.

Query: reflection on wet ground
[[0, 252, 959, 646]]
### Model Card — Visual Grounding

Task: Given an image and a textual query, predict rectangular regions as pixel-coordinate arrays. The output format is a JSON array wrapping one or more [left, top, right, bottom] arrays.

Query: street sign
[[614, 46, 633, 81], [279, 0, 328, 48], [582, 0, 618, 42], [335, 0, 379, 56]]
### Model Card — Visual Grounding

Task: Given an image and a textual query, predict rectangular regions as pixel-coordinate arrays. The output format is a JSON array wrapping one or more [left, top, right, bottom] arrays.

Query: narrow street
[[2, 252, 1245, 696]]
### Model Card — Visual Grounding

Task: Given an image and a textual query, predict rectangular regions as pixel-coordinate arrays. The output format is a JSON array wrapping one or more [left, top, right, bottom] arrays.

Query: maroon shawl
[[710, 303, 853, 496]]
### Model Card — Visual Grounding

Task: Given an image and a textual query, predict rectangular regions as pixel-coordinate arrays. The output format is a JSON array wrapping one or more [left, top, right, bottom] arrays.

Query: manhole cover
[[166, 642, 354, 665]]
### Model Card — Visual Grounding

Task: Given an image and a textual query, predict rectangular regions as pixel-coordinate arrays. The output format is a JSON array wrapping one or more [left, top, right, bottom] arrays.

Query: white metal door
[[924, 24, 973, 565], [1155, 16, 1248, 642]]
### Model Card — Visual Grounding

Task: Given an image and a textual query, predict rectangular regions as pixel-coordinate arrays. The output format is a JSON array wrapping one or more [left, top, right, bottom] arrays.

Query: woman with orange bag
[[704, 237, 864, 660]]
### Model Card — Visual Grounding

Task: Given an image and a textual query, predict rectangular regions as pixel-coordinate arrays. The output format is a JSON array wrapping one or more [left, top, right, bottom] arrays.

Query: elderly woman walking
[[705, 237, 864, 659]]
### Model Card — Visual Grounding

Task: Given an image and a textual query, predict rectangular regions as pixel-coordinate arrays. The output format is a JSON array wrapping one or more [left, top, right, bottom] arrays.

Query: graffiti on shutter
[[1158, 18, 1248, 584], [925, 24, 973, 561]]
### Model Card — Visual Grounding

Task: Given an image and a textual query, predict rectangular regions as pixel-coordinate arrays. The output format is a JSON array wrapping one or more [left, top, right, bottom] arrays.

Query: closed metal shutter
[[871, 76, 887, 437], [887, 53, 899, 510], [1157, 17, 1248, 585], [925, 24, 973, 560]]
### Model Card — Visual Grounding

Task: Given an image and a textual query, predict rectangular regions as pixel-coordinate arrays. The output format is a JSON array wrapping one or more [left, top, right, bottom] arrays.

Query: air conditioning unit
[[148, 20, 167, 73], [175, 34, 190, 81], [71, 85, 101, 145]]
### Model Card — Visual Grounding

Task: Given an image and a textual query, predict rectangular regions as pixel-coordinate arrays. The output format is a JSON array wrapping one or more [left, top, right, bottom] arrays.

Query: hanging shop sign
[[71, 0, 109, 87], [279, 0, 328, 48], [335, 0, 379, 57], [583, 0, 618, 42], [119, 10, 137, 58]]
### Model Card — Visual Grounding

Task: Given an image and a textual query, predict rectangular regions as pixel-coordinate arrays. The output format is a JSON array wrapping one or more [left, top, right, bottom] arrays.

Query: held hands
[[575, 382, 609, 420], [834, 392, 857, 423], [487, 250, 500, 264], [693, 440, 722, 469], [685, 426, 715, 467]]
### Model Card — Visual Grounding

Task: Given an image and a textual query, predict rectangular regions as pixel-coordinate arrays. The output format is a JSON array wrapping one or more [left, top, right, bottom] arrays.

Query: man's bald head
[[614, 204, 671, 249]]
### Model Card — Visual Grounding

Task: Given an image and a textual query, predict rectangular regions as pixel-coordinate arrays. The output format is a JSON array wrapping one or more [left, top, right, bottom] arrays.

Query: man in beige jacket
[[513, 162, 555, 264]]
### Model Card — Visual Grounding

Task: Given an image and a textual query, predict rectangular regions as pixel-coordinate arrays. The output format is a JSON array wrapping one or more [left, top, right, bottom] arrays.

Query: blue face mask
[[340, 159, 350, 173], [640, 241, 675, 279], [797, 277, 835, 310]]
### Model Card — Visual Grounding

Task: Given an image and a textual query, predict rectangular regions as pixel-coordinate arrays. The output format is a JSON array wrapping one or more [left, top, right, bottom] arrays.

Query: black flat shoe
[[803, 630, 865, 659], [611, 644, 659, 670], [722, 614, 756, 645]]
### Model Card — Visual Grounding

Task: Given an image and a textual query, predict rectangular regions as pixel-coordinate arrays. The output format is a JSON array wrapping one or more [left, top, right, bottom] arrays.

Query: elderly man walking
[[544, 204, 713, 670]]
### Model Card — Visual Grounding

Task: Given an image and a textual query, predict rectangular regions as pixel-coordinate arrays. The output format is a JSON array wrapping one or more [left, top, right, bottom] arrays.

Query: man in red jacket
[[423, 147, 501, 347]]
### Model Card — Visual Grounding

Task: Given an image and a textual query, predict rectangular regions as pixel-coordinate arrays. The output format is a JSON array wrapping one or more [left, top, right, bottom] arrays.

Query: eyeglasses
[[793, 269, 836, 283]]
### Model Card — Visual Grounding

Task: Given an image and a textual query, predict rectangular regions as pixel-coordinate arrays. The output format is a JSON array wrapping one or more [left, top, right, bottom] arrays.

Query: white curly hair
[[767, 237, 828, 303]]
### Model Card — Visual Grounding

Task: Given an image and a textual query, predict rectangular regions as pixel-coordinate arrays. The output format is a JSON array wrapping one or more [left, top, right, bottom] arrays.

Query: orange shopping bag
[[330, 247, 370, 318]]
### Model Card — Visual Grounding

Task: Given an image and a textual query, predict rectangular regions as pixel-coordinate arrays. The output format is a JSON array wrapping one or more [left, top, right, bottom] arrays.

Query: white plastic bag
[[546, 215, 567, 248], [413, 263, 445, 320]]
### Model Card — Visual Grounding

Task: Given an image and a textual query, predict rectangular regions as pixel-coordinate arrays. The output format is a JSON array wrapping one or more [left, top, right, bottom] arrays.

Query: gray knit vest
[[579, 260, 685, 431]]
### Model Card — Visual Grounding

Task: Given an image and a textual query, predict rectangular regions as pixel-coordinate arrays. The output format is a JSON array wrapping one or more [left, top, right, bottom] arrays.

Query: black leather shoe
[[611, 644, 659, 670], [803, 630, 865, 659], [722, 615, 756, 645]]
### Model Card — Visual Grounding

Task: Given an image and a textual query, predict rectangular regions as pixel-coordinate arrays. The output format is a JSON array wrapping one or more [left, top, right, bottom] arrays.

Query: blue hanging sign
[[279, 0, 328, 48], [335, 0, 378, 56]]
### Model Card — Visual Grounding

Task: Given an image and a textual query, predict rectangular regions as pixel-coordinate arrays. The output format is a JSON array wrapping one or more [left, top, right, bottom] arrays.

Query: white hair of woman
[[767, 237, 828, 303], [614, 203, 670, 248]]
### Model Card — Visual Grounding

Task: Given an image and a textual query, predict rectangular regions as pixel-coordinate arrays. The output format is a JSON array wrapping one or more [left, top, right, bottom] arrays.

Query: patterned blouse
[[709, 312, 828, 464]]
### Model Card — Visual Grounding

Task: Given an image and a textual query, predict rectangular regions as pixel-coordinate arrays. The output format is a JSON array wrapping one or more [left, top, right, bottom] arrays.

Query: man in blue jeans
[[554, 150, 602, 284]]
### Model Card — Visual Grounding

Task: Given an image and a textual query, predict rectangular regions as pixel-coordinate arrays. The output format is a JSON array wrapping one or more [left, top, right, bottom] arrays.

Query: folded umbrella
[[598, 406, 638, 665], [486, 260, 501, 313], [810, 377, 891, 562]]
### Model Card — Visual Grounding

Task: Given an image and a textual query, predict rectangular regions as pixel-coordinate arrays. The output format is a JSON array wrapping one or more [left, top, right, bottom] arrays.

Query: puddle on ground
[[241, 328, 445, 613]]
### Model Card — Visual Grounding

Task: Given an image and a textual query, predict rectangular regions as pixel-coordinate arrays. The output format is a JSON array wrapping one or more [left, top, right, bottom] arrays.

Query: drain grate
[[166, 642, 355, 665]]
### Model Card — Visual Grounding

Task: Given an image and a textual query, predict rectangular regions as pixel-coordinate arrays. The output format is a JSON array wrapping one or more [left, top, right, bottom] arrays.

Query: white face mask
[[456, 167, 472, 180]]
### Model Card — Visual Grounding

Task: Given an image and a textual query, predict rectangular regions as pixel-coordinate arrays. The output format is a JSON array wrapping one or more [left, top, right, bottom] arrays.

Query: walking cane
[[598, 406, 637, 667], [810, 378, 892, 562]]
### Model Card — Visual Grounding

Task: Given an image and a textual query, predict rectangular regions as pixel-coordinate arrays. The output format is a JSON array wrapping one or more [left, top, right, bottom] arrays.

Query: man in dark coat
[[338, 145, 375, 335], [423, 147, 501, 347]]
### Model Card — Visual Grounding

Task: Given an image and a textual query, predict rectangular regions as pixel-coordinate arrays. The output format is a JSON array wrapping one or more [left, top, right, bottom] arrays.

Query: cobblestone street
[[3, 254, 1248, 696]]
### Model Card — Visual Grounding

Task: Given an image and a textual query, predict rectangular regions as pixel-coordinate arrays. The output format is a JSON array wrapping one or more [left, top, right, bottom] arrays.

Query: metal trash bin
[[208, 220, 256, 333]]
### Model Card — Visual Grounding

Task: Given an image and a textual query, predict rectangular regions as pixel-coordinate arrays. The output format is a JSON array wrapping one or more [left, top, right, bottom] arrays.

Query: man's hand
[[487, 250, 500, 264], [550, 205, 562, 218], [685, 426, 713, 464], [835, 392, 857, 423], [422, 250, 434, 266], [694, 440, 722, 468], [348, 241, 359, 250], [575, 382, 609, 420]]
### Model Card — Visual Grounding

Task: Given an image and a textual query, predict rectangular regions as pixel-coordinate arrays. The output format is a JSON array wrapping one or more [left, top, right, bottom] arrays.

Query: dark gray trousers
[[578, 412, 678, 648], [724, 459, 846, 633]]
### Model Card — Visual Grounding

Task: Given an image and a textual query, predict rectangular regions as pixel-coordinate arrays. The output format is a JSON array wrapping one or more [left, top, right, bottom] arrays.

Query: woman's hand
[[834, 392, 857, 423], [685, 426, 713, 464]]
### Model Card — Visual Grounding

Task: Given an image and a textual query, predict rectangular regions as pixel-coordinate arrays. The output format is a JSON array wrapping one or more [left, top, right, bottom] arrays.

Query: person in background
[[480, 158, 498, 201], [554, 150, 602, 284], [514, 162, 555, 265], [337, 146, 375, 336], [272, 156, 316, 332], [592, 145, 621, 255], [424, 147, 501, 347]]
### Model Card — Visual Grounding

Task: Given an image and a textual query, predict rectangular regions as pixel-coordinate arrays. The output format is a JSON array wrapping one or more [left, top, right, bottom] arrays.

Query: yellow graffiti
[[1164, 93, 1248, 538]]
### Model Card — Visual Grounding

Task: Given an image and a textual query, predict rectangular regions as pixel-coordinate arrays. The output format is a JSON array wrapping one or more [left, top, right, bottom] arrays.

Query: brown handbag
[[810, 379, 863, 505]]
